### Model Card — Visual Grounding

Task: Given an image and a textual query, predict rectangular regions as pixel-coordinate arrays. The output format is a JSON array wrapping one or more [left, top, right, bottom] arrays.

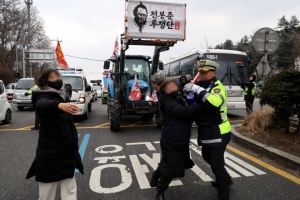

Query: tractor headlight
[[78, 94, 85, 104]]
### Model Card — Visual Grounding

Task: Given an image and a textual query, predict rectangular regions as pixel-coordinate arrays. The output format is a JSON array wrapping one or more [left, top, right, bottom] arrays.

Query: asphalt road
[[0, 100, 299, 200]]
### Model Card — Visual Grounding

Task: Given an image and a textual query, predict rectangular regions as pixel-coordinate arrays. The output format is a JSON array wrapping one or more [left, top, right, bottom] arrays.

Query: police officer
[[25, 84, 40, 130], [241, 75, 257, 115], [184, 60, 232, 200]]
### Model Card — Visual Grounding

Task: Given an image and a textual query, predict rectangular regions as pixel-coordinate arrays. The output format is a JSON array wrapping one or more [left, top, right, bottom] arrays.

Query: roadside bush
[[260, 70, 300, 134], [242, 108, 275, 134]]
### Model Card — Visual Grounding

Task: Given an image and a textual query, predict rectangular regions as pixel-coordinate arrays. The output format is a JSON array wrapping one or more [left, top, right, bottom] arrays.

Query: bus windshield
[[124, 59, 150, 83], [203, 53, 251, 85]]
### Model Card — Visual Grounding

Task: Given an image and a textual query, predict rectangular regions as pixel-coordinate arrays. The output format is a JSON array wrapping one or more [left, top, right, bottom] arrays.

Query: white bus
[[162, 49, 252, 110]]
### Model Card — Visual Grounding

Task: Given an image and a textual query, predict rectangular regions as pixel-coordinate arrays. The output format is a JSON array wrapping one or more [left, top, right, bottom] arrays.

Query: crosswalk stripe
[[225, 152, 266, 175], [225, 167, 241, 178], [189, 140, 265, 177], [225, 158, 254, 177]]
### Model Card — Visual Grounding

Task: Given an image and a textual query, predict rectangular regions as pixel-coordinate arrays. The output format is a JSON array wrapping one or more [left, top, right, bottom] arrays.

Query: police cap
[[197, 60, 220, 72]]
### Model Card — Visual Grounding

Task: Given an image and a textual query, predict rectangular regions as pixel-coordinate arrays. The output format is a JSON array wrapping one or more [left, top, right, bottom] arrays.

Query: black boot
[[211, 179, 233, 188], [150, 173, 160, 187], [155, 189, 165, 200]]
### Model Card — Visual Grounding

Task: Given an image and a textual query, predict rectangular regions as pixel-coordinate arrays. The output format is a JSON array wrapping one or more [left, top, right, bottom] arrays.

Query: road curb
[[231, 125, 300, 170]]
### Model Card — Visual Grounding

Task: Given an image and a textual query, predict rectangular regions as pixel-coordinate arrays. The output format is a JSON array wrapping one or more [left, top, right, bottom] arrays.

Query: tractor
[[102, 34, 176, 131]]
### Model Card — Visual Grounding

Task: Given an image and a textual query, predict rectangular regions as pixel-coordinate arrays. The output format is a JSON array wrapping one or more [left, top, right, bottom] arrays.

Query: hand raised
[[58, 103, 79, 115]]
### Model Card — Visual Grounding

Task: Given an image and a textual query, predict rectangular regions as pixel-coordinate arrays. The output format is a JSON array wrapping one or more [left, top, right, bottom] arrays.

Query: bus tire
[[109, 100, 121, 132]]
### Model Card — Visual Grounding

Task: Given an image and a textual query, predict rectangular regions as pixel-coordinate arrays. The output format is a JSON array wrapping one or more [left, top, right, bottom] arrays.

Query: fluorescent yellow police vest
[[244, 82, 257, 96], [203, 80, 231, 134], [28, 85, 39, 95]]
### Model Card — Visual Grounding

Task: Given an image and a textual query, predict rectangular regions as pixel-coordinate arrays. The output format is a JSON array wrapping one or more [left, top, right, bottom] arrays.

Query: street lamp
[[24, 0, 33, 77]]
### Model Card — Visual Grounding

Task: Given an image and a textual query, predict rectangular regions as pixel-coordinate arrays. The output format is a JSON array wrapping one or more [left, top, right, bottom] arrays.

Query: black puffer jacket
[[159, 94, 203, 145], [26, 85, 83, 183]]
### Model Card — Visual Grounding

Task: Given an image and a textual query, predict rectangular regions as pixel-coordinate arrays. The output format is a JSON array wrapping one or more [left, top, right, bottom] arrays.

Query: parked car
[[0, 80, 12, 124], [5, 83, 16, 101], [12, 78, 35, 110], [91, 87, 98, 102], [93, 85, 103, 98]]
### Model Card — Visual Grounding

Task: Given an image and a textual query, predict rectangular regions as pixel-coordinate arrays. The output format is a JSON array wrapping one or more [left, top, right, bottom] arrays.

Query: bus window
[[163, 64, 170, 77], [179, 57, 192, 76], [169, 62, 180, 77], [203, 53, 251, 85]]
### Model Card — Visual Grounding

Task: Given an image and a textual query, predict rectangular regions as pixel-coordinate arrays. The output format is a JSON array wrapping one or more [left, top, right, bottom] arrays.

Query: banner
[[126, 0, 186, 41], [110, 36, 119, 60], [55, 41, 68, 68], [129, 74, 142, 101]]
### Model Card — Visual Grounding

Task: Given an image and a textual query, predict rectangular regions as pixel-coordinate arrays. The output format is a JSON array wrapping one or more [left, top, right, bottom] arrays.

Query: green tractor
[[102, 34, 175, 131]]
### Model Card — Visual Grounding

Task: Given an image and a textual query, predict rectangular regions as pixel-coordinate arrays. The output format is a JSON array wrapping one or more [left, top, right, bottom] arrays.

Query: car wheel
[[82, 110, 89, 120], [3, 109, 12, 124], [17, 106, 24, 110], [88, 103, 92, 112]]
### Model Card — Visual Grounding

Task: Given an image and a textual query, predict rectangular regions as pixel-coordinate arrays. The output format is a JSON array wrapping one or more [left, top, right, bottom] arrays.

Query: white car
[[60, 69, 93, 120], [5, 83, 16, 101], [0, 80, 12, 124], [93, 85, 103, 98], [12, 78, 35, 110]]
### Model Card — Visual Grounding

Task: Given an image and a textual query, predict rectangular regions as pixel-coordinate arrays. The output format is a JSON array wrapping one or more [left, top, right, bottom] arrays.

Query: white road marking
[[225, 158, 254, 177], [89, 164, 132, 194], [139, 153, 183, 186], [191, 165, 214, 182], [225, 153, 266, 175], [94, 156, 126, 164], [126, 142, 156, 151], [129, 155, 151, 189], [95, 145, 123, 154], [225, 167, 241, 178]]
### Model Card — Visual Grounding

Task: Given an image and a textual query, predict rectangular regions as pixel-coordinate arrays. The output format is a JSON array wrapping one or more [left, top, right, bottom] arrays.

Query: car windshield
[[93, 86, 102, 90], [5, 83, 15, 89], [15, 80, 35, 90], [124, 58, 150, 83], [62, 76, 83, 91]]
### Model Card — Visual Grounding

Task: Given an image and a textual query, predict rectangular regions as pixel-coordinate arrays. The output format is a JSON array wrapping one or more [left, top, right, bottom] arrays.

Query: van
[[0, 80, 12, 124], [12, 78, 35, 110], [60, 69, 93, 119]]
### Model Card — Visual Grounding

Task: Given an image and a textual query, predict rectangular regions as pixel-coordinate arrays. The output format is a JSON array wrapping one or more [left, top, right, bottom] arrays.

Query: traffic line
[[128, 121, 143, 126], [17, 125, 34, 130], [226, 145, 300, 185], [0, 124, 10, 128], [93, 122, 110, 128], [76, 134, 91, 173]]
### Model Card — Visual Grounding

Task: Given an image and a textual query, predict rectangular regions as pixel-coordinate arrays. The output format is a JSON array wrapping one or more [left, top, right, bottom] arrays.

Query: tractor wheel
[[142, 114, 154, 121], [109, 100, 121, 131]]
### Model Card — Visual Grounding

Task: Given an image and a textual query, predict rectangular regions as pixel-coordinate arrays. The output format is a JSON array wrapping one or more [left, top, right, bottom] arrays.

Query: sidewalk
[[231, 125, 300, 171]]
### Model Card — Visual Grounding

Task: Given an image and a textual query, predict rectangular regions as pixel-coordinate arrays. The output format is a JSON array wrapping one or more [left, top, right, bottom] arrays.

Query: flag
[[110, 36, 119, 60], [55, 41, 68, 68], [129, 74, 142, 101], [150, 90, 158, 102]]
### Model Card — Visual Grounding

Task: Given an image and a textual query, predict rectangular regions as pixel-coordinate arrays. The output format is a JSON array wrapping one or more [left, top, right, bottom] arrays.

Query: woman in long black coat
[[26, 69, 83, 200], [151, 80, 204, 200]]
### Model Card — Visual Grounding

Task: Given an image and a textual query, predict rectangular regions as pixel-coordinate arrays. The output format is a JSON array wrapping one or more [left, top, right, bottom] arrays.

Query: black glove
[[24, 92, 29, 96]]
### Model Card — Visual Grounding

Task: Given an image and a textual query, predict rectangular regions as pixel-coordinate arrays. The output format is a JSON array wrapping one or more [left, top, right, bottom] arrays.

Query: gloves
[[184, 83, 205, 94], [24, 92, 29, 96]]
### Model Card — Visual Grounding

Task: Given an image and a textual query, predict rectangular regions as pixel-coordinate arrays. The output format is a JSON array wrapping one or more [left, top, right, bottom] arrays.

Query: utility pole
[[15, 43, 19, 73], [25, 0, 33, 77]]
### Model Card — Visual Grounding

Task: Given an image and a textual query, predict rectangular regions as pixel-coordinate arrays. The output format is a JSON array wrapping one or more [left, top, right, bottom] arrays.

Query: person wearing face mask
[[150, 80, 204, 200], [26, 69, 83, 200]]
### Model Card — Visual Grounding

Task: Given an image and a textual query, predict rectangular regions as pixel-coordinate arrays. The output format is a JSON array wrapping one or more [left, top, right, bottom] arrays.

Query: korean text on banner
[[126, 0, 186, 41]]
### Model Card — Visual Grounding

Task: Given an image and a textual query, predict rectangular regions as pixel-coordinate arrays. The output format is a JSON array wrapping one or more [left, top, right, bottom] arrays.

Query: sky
[[33, 0, 300, 82]]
